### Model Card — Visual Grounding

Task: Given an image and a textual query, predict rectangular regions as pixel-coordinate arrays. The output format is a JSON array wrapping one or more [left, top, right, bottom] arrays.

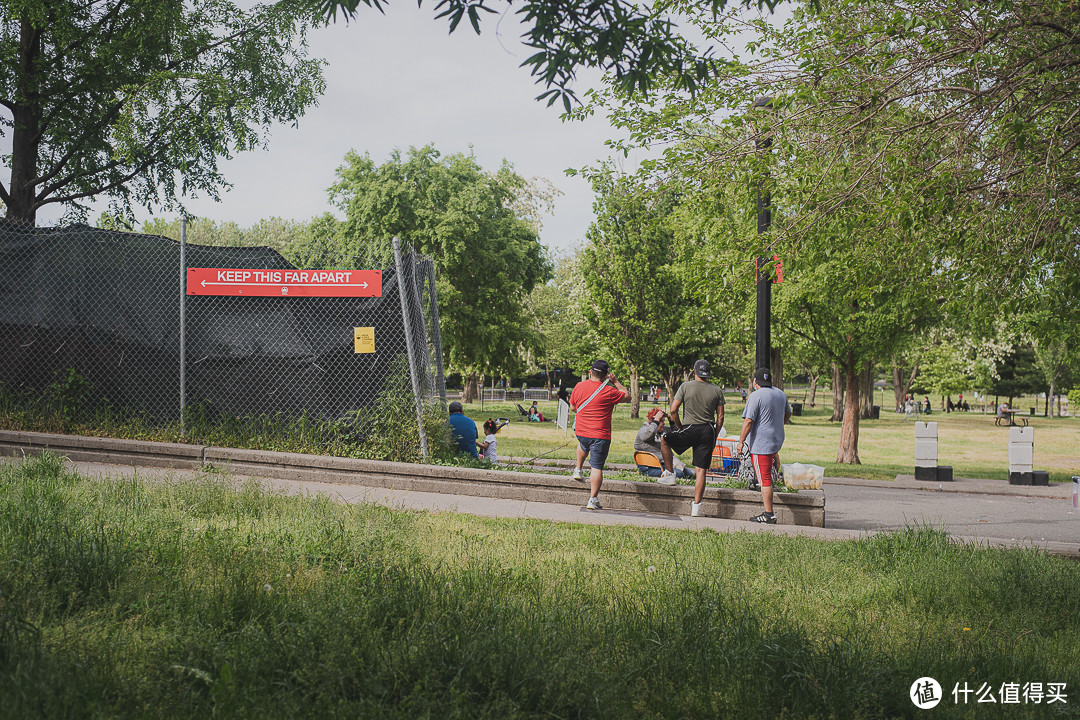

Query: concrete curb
[[0, 430, 825, 527], [0, 430, 204, 469]]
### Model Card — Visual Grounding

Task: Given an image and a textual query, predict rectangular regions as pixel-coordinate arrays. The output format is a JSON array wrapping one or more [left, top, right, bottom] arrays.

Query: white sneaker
[[691, 501, 704, 518], [571, 467, 583, 481], [658, 470, 677, 485], [586, 496, 603, 510]]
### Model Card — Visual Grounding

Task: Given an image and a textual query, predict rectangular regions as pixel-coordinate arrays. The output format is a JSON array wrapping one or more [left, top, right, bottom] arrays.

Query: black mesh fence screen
[[0, 223, 445, 431]]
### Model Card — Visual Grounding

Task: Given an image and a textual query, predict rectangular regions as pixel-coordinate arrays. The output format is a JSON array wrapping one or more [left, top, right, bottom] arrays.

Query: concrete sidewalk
[[827, 473, 1073, 498]]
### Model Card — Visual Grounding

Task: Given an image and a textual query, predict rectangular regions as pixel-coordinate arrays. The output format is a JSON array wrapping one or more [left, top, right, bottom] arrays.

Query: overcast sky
[[25, 4, 786, 252], [83, 5, 641, 254]]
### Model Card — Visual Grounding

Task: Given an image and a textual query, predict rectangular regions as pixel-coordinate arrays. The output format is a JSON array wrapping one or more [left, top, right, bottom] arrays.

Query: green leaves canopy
[[581, 174, 683, 378], [325, 145, 552, 379], [304, 0, 781, 110], [0, 0, 325, 224]]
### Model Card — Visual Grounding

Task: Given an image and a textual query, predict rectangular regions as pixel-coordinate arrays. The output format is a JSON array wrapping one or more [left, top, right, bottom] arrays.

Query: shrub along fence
[[0, 224, 446, 459]]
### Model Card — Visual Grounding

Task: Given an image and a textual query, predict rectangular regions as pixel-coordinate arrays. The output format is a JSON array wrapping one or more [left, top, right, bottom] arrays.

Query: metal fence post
[[406, 258, 434, 393], [393, 237, 430, 462], [423, 258, 447, 401], [179, 216, 187, 437]]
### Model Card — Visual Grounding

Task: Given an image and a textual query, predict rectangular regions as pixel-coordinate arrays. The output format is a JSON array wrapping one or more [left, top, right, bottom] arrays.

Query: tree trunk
[[892, 361, 904, 412], [770, 346, 784, 389], [860, 360, 874, 419], [891, 357, 919, 412], [837, 351, 861, 464], [830, 363, 844, 422], [629, 364, 640, 419], [663, 368, 681, 406], [462, 372, 480, 403], [1049, 382, 1057, 417], [807, 373, 818, 407], [544, 362, 552, 396], [7, 19, 43, 225]]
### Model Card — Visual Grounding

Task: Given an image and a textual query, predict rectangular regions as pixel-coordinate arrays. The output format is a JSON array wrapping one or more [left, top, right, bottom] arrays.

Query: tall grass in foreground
[[0, 454, 1077, 719]]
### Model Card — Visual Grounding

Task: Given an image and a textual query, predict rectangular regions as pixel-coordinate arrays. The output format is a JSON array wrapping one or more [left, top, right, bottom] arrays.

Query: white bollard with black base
[[914, 422, 952, 482], [1008, 427, 1047, 485]]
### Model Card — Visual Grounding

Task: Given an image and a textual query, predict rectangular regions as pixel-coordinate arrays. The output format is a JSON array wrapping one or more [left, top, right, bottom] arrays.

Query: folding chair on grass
[[633, 451, 663, 470]]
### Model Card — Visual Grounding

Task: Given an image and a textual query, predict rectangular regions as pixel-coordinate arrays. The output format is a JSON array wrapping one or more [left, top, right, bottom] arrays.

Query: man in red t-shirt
[[569, 359, 630, 510]]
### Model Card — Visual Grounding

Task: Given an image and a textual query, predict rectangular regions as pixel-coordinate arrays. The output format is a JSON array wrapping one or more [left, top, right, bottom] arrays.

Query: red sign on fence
[[186, 268, 382, 298]]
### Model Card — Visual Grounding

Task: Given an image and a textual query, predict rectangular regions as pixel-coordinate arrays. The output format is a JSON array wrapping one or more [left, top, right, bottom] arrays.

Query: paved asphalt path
[[821, 482, 1078, 554]]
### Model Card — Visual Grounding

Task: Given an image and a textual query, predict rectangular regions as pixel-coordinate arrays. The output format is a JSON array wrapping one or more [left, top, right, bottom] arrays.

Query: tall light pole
[[752, 95, 774, 374]]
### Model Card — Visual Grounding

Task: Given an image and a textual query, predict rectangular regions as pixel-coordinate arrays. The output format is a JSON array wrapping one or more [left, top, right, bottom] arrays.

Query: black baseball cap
[[754, 367, 773, 387], [693, 359, 711, 379], [591, 359, 610, 375], [448, 400, 463, 413]]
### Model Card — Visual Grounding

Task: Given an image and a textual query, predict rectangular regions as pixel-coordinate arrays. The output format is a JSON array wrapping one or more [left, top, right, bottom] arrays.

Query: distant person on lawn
[[447, 401, 478, 458], [736, 367, 792, 524], [569, 359, 630, 510], [528, 401, 546, 422], [659, 359, 726, 518]]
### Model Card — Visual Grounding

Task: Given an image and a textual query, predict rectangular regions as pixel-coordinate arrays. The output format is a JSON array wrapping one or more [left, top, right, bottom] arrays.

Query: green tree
[[912, 341, 976, 399], [770, 217, 942, 463], [585, 0, 1080, 283], [326, 145, 552, 398], [140, 217, 245, 247], [664, 175, 757, 393], [136, 215, 309, 254], [689, 123, 945, 462], [987, 344, 1044, 406], [528, 251, 600, 391], [580, 174, 685, 418], [1018, 263, 1080, 416], [1, 0, 325, 225], [631, 115, 946, 461], [282, 212, 347, 268]]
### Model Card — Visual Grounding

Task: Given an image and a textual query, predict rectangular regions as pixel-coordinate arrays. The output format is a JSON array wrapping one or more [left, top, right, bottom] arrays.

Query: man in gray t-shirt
[[660, 359, 726, 518], [736, 367, 791, 524]]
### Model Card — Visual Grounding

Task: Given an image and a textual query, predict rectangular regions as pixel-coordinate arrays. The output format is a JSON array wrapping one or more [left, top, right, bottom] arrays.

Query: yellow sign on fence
[[354, 327, 375, 354]]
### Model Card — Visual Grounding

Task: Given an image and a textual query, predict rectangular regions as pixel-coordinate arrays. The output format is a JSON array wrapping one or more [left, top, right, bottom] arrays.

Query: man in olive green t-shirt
[[660, 359, 726, 517]]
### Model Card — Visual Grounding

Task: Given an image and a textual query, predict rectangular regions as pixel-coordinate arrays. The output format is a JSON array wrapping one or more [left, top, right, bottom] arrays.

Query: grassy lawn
[[464, 390, 1080, 483], [1, 453, 1077, 719]]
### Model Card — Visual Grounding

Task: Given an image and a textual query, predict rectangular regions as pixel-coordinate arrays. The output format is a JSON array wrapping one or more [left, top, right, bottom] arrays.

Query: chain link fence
[[0, 222, 446, 459]]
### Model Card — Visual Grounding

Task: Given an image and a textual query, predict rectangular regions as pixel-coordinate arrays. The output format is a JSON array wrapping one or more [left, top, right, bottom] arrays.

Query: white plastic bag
[[781, 462, 824, 489]]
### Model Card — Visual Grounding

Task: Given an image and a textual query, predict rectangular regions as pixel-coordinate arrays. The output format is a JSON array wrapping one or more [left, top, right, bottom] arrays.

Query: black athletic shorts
[[662, 423, 716, 469]]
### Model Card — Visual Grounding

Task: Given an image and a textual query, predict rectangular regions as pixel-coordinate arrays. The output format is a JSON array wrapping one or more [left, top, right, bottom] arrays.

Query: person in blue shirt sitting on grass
[[448, 401, 478, 458]]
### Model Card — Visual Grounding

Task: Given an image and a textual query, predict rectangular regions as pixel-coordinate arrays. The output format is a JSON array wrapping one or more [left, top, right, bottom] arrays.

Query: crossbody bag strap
[[572, 379, 610, 431]]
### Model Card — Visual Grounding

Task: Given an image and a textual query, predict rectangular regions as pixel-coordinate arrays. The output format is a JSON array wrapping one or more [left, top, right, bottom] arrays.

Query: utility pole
[[753, 95, 774, 373]]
